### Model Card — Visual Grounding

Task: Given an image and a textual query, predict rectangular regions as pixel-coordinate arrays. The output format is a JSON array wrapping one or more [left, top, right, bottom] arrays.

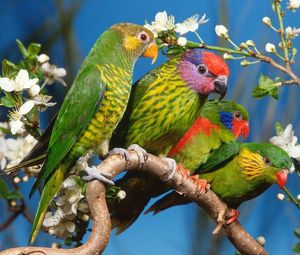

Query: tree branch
[[0, 152, 267, 255]]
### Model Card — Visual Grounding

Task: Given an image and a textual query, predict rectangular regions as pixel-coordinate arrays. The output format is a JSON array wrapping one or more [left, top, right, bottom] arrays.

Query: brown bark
[[0, 152, 267, 255]]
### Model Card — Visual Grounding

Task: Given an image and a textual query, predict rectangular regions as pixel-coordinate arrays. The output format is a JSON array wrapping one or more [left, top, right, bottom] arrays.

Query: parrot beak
[[276, 169, 288, 189], [213, 76, 228, 99], [232, 119, 249, 140], [143, 42, 158, 64]]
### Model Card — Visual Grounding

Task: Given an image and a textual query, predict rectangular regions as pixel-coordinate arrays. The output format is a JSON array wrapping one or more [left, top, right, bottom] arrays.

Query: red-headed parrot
[[147, 142, 291, 222], [109, 100, 248, 233], [7, 23, 158, 243]]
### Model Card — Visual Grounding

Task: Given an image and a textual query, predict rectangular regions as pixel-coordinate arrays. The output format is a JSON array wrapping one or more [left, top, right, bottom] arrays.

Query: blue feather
[[219, 111, 233, 130]]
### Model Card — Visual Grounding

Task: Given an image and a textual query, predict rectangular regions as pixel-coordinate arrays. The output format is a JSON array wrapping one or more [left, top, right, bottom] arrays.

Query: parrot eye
[[233, 111, 242, 119], [138, 31, 150, 43], [264, 157, 271, 165], [197, 64, 207, 74]]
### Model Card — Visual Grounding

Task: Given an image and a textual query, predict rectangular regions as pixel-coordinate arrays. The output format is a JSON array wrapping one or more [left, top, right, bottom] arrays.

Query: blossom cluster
[[0, 42, 66, 135], [0, 121, 38, 179], [144, 11, 208, 47], [43, 176, 90, 239]]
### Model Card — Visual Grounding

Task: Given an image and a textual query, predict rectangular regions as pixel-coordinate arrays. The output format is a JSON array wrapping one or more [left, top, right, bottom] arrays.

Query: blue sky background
[[0, 0, 300, 254]]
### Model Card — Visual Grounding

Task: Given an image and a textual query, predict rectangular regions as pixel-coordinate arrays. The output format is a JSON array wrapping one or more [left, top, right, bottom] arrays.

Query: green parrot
[[147, 142, 291, 222], [6, 23, 158, 243], [109, 100, 248, 233]]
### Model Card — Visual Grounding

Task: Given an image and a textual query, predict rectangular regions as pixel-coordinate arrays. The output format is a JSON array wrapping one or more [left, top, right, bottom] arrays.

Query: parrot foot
[[190, 175, 210, 194], [162, 157, 177, 181], [109, 147, 132, 161], [177, 164, 190, 178], [127, 144, 148, 167], [82, 166, 115, 185], [225, 209, 239, 224]]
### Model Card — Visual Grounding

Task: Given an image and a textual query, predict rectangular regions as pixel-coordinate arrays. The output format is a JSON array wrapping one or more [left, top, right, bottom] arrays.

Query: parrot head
[[218, 101, 250, 139], [178, 49, 229, 99], [200, 100, 249, 139], [239, 143, 292, 189], [112, 23, 158, 63]]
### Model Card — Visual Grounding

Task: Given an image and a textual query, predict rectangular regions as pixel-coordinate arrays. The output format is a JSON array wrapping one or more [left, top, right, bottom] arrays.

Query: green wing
[[30, 65, 105, 196], [195, 141, 241, 174]]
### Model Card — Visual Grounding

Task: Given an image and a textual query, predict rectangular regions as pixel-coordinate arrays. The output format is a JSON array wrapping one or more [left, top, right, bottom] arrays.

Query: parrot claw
[[177, 164, 190, 178], [190, 175, 210, 194], [162, 157, 177, 181], [83, 166, 115, 185], [109, 147, 132, 161], [225, 209, 239, 224], [127, 144, 148, 167]]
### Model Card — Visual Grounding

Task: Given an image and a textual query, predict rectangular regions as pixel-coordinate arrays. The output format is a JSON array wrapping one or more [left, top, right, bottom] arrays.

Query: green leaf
[[295, 229, 300, 239], [0, 179, 9, 198], [16, 39, 28, 57], [27, 43, 41, 59], [0, 179, 22, 200], [294, 243, 300, 253], [2, 59, 18, 77], [0, 94, 17, 107], [252, 74, 279, 99]]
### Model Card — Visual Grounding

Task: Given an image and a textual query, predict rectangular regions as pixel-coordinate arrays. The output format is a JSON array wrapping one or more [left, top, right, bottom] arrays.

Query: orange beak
[[276, 169, 288, 189], [143, 42, 158, 64]]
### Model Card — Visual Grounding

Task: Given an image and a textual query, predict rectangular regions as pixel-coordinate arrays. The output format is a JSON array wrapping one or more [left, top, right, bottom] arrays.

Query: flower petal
[[19, 100, 35, 115], [10, 120, 23, 135], [0, 78, 14, 92]]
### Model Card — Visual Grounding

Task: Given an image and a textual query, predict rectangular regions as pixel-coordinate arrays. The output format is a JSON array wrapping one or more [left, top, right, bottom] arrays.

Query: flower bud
[[246, 40, 255, 47], [262, 17, 272, 26], [277, 193, 285, 200], [240, 60, 250, 66], [117, 190, 126, 200], [177, 36, 187, 47], [257, 236, 266, 246], [13, 176, 21, 184], [223, 53, 234, 60], [37, 54, 50, 64]]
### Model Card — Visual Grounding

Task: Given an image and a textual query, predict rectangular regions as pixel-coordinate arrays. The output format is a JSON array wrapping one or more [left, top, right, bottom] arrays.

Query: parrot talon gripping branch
[[82, 165, 114, 185]]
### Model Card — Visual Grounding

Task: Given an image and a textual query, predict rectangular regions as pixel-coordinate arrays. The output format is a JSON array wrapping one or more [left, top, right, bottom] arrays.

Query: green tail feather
[[29, 165, 65, 244]]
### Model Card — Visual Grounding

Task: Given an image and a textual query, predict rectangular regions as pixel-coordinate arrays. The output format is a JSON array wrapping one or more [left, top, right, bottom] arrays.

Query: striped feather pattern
[[125, 58, 205, 156], [72, 63, 132, 156]]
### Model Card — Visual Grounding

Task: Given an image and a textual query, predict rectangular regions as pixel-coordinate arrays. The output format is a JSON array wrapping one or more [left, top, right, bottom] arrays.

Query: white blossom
[[262, 17, 272, 26], [144, 11, 175, 37], [215, 25, 228, 38], [277, 193, 285, 200], [175, 14, 208, 35], [4, 134, 37, 169], [257, 236, 266, 246], [31, 94, 56, 112], [288, 0, 300, 9], [43, 175, 89, 238], [270, 124, 300, 161], [177, 36, 188, 46], [0, 69, 38, 92], [43, 208, 76, 238], [37, 54, 50, 64], [41, 62, 67, 86], [8, 100, 35, 134], [297, 194, 300, 201], [265, 43, 276, 53], [285, 26, 300, 39]]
